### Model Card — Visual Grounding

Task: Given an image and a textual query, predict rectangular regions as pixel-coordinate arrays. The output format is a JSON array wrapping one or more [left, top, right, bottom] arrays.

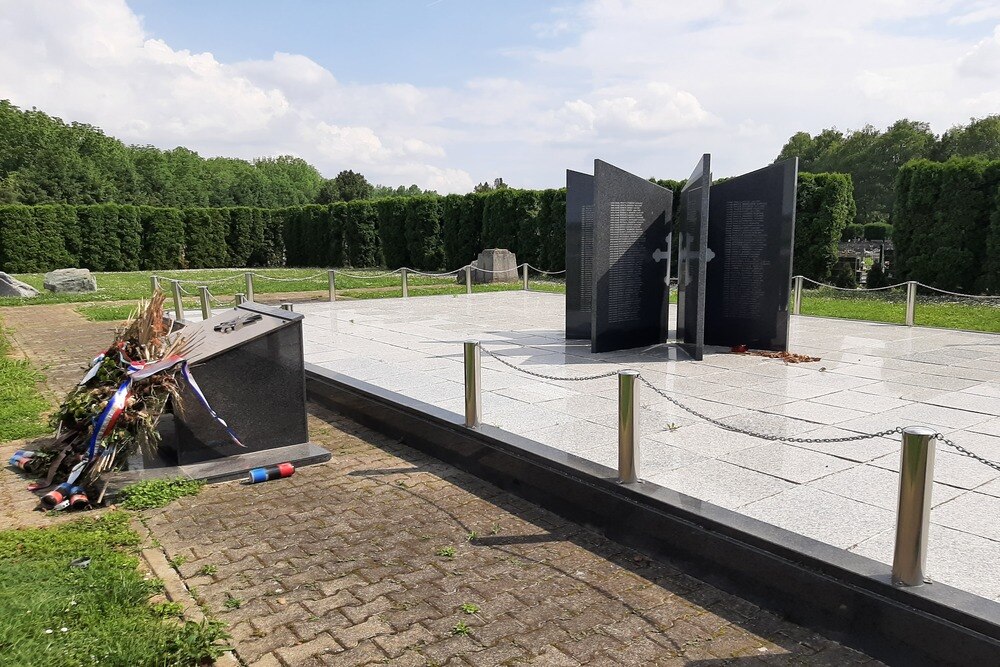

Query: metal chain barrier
[[250, 271, 326, 282], [336, 269, 402, 278], [481, 346, 619, 381], [637, 376, 903, 444], [801, 276, 908, 292], [916, 283, 1000, 301], [526, 264, 567, 275], [406, 269, 461, 277], [935, 432, 1000, 473], [169, 274, 243, 285]]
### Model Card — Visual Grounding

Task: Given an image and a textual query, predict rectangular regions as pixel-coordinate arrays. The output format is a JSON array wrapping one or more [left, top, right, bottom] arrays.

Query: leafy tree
[[316, 179, 340, 204], [332, 170, 372, 202]]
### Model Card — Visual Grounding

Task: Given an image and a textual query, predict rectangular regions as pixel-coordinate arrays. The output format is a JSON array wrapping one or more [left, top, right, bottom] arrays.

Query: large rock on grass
[[43, 268, 97, 294], [456, 248, 519, 284], [0, 271, 40, 297]]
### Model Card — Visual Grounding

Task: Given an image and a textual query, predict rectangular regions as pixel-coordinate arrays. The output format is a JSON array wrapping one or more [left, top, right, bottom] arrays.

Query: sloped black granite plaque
[[705, 158, 797, 351], [565, 169, 594, 339], [590, 160, 673, 353], [675, 155, 711, 361], [166, 302, 313, 465]]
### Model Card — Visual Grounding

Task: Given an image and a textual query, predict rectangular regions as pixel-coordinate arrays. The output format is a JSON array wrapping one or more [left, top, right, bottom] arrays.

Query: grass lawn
[[0, 319, 49, 442], [800, 288, 1000, 333], [0, 512, 229, 667]]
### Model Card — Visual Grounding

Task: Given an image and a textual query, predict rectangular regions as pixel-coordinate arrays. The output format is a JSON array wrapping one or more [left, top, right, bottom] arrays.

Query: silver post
[[463, 341, 481, 428], [522, 264, 529, 291], [402, 268, 409, 298], [617, 370, 641, 484], [171, 280, 184, 321], [280, 302, 294, 312], [199, 286, 211, 320], [150, 275, 160, 295], [328, 269, 336, 302], [892, 426, 936, 587], [465, 265, 472, 294], [235, 292, 246, 305], [905, 281, 917, 326], [792, 275, 803, 315], [245, 272, 255, 302]]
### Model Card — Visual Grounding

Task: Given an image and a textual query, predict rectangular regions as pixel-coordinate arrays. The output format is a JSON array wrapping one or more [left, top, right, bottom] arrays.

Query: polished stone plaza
[[296, 291, 1000, 601]]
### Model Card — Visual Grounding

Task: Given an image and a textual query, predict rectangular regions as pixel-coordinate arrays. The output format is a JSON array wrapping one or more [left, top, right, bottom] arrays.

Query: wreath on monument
[[9, 291, 241, 510]]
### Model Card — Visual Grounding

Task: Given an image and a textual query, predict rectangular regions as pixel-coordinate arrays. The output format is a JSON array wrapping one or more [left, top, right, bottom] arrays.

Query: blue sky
[[128, 0, 578, 87], [1, 1, 998, 192]]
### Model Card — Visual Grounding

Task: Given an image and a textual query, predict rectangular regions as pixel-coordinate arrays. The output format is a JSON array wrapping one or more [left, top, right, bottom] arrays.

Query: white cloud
[[0, 0, 998, 191]]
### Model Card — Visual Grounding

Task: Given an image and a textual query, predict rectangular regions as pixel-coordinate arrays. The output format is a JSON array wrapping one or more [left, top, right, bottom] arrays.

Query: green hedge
[[404, 195, 444, 270], [140, 207, 185, 270], [863, 222, 892, 241], [183, 208, 229, 269], [894, 158, 1000, 292], [482, 189, 540, 260], [795, 173, 856, 281], [376, 197, 409, 268], [344, 200, 381, 267], [0, 205, 73, 272]]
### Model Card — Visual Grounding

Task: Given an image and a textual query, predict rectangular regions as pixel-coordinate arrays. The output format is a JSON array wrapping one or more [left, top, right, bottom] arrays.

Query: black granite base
[[304, 362, 1000, 667], [106, 441, 331, 499]]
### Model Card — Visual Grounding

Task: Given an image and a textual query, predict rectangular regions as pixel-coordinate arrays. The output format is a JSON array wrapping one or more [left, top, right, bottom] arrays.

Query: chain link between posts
[[935, 433, 1000, 473], [482, 345, 1000, 468], [481, 347, 619, 381]]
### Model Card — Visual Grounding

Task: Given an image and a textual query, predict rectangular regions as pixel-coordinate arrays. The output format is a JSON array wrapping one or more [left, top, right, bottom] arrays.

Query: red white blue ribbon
[[86, 379, 131, 458], [85, 356, 244, 460]]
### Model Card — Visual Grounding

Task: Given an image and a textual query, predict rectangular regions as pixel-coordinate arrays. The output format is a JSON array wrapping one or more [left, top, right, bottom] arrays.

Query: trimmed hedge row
[[0, 174, 854, 281], [0, 204, 286, 272], [894, 158, 1000, 292], [794, 172, 856, 282]]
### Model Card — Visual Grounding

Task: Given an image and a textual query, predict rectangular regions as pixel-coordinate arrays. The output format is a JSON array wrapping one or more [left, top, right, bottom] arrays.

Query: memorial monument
[[590, 160, 673, 353], [565, 169, 594, 339], [704, 159, 798, 351], [675, 155, 711, 361]]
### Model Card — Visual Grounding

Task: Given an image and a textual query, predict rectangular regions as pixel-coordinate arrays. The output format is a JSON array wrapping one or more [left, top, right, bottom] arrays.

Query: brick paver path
[[1, 303, 881, 665], [146, 406, 880, 666]]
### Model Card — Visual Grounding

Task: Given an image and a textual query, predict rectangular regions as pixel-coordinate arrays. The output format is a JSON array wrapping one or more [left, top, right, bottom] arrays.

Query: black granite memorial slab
[[166, 302, 313, 465], [705, 158, 797, 351], [590, 160, 673, 353], [675, 154, 711, 361], [565, 169, 595, 339]]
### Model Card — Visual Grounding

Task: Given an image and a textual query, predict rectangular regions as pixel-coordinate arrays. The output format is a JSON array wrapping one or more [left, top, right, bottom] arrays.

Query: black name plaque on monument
[[675, 154, 710, 361], [590, 160, 673, 353], [565, 169, 594, 339], [705, 158, 797, 351]]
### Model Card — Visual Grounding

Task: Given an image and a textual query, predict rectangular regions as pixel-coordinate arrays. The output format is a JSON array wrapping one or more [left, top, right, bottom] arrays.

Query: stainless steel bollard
[[171, 280, 184, 321], [905, 281, 917, 326], [401, 268, 409, 298], [280, 302, 294, 312], [792, 275, 803, 315], [892, 426, 936, 587], [328, 269, 336, 302], [150, 275, 160, 295], [199, 286, 211, 320], [235, 292, 246, 305], [522, 264, 529, 291], [245, 272, 255, 302], [617, 370, 640, 483], [463, 341, 481, 427], [465, 265, 472, 294]]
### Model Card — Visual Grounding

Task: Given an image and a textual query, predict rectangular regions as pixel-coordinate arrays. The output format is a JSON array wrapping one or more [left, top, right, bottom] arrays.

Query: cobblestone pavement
[[146, 406, 881, 666], [1, 303, 882, 665]]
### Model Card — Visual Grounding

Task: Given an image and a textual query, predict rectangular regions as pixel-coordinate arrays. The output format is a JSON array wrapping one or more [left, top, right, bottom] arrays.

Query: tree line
[[0, 100, 432, 208], [776, 116, 1000, 225]]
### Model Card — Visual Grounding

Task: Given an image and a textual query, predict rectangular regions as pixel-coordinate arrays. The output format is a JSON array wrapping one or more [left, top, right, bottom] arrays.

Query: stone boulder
[[0, 271, 40, 298], [456, 248, 519, 284], [43, 268, 97, 294]]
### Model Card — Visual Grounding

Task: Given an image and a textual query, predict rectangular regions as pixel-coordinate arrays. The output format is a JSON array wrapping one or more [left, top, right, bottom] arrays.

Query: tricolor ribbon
[[84, 356, 244, 460]]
